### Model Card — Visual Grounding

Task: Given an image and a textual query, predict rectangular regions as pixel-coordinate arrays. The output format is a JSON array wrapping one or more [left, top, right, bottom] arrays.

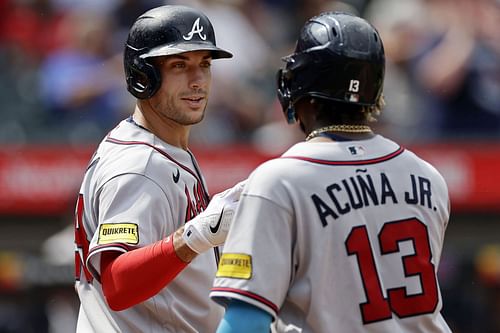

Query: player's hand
[[182, 180, 246, 253]]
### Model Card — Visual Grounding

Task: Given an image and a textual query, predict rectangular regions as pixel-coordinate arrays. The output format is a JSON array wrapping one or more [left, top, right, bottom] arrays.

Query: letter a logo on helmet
[[183, 18, 207, 41]]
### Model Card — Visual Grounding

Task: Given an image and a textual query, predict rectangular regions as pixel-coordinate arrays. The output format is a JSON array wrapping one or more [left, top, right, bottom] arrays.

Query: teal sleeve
[[216, 299, 273, 333]]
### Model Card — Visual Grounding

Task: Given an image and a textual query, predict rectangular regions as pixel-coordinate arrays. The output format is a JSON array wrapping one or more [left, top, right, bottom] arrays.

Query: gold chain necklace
[[306, 124, 372, 141]]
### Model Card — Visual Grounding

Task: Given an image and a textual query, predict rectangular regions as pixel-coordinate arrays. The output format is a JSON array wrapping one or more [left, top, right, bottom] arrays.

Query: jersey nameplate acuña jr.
[[212, 135, 451, 333]]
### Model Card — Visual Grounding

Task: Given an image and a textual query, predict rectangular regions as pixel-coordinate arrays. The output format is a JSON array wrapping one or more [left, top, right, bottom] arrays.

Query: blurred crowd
[[0, 0, 499, 149]]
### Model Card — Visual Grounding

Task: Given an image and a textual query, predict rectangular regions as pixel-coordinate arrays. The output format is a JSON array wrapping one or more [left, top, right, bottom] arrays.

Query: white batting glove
[[182, 180, 246, 253]]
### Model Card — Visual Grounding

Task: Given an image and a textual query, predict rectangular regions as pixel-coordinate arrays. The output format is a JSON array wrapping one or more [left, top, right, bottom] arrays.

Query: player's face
[[150, 51, 212, 125]]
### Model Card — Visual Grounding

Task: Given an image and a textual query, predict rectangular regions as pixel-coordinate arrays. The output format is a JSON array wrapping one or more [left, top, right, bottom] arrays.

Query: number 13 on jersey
[[345, 218, 439, 324]]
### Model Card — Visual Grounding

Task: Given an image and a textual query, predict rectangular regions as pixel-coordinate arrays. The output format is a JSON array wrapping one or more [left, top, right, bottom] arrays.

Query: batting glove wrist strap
[[182, 181, 245, 254]]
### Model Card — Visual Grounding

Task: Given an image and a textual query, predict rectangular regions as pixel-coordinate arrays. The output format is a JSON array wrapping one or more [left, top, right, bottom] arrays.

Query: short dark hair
[[314, 95, 385, 125]]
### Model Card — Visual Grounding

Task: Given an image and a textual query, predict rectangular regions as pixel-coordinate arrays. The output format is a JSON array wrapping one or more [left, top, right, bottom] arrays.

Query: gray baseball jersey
[[74, 118, 223, 333], [211, 135, 451, 333]]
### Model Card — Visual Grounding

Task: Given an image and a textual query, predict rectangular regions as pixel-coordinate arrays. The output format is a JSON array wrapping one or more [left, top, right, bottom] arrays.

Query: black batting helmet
[[276, 12, 385, 123], [124, 5, 232, 99]]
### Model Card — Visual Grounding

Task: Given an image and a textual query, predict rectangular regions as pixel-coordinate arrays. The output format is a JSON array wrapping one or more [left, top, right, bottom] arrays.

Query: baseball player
[[73, 5, 243, 332], [211, 12, 452, 333]]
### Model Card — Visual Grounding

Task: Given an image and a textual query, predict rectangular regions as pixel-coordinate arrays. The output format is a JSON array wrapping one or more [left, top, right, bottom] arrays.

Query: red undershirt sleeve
[[100, 235, 188, 311]]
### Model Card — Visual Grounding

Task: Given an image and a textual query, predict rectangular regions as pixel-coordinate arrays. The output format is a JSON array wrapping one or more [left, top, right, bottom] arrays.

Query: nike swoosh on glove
[[182, 180, 246, 254]]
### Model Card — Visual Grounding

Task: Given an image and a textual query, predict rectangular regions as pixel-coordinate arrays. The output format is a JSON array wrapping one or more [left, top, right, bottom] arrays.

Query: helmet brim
[[140, 42, 233, 59]]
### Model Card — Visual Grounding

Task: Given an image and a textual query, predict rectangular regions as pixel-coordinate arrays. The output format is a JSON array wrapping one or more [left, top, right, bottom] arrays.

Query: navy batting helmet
[[124, 5, 232, 99], [276, 12, 385, 123]]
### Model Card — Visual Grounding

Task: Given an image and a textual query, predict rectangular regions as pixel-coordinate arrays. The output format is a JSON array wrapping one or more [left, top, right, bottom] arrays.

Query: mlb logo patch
[[345, 93, 360, 103], [349, 94, 359, 102], [347, 145, 365, 156]]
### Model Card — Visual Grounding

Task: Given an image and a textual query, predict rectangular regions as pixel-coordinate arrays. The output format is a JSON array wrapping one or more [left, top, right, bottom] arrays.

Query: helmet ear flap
[[124, 45, 161, 99], [276, 68, 297, 124]]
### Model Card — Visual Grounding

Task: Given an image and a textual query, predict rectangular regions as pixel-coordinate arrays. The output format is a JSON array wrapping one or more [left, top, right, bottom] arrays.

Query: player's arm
[[101, 233, 188, 311], [216, 300, 272, 333], [100, 222, 215, 312], [99, 179, 246, 311]]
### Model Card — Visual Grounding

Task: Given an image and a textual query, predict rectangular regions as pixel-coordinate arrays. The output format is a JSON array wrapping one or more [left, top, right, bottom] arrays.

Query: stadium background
[[0, 0, 499, 332]]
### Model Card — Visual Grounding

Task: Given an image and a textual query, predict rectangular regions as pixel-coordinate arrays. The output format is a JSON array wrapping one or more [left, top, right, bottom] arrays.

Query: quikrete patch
[[98, 223, 139, 245], [216, 253, 252, 279]]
